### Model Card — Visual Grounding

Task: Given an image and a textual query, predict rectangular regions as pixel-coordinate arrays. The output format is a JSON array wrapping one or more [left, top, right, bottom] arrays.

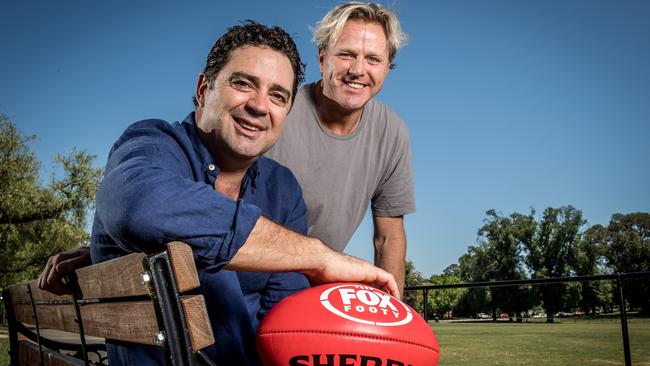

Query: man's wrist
[[301, 237, 332, 277]]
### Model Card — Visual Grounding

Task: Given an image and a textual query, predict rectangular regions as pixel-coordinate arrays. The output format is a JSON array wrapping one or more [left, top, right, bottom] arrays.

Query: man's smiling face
[[195, 45, 294, 167], [318, 19, 390, 113]]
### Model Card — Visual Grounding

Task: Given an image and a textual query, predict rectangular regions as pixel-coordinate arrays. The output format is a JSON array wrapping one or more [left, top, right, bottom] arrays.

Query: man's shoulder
[[116, 118, 168, 141], [360, 99, 410, 147], [114, 117, 193, 146], [107, 115, 203, 164], [365, 98, 405, 127], [122, 118, 182, 136], [296, 82, 314, 100], [286, 82, 317, 116]]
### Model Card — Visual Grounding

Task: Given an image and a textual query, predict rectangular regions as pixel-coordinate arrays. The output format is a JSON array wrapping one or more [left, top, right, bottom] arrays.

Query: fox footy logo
[[320, 284, 413, 326]]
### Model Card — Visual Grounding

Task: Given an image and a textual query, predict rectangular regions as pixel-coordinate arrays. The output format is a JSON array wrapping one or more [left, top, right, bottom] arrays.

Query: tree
[[574, 224, 608, 315], [0, 115, 102, 290], [458, 244, 496, 318], [603, 212, 650, 315], [442, 263, 460, 277], [477, 209, 535, 321], [524, 206, 585, 323], [452, 286, 489, 318], [403, 259, 426, 315], [426, 273, 463, 319]]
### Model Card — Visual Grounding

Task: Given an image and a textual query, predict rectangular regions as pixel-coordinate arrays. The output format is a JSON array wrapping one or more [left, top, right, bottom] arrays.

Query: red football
[[256, 282, 440, 366]]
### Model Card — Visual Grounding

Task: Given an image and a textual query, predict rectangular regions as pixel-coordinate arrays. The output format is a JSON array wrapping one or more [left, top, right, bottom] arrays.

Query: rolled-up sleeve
[[95, 121, 261, 270]]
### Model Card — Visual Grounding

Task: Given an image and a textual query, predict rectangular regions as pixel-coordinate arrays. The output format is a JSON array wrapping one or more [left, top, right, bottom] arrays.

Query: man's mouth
[[343, 80, 366, 89], [235, 118, 262, 132]]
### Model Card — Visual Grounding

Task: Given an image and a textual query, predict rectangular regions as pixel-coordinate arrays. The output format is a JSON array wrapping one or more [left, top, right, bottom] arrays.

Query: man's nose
[[246, 92, 270, 116], [348, 56, 366, 76]]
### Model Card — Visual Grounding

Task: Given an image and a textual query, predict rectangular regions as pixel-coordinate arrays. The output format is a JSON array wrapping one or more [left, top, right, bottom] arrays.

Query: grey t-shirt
[[265, 82, 415, 251]]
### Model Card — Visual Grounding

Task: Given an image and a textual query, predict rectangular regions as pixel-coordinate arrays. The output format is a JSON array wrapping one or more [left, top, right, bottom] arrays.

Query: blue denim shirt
[[90, 113, 310, 365]]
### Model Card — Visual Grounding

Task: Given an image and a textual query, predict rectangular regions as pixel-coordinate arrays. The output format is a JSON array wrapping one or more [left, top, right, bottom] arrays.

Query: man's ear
[[195, 73, 208, 107], [317, 49, 326, 76]]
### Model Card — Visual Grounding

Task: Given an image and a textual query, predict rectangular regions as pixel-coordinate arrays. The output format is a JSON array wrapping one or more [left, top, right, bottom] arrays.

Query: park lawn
[[431, 318, 650, 366], [1, 320, 649, 366], [1, 324, 8, 366]]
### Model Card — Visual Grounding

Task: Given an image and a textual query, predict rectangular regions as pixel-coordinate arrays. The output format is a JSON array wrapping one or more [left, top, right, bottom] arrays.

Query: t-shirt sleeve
[[371, 116, 416, 217]]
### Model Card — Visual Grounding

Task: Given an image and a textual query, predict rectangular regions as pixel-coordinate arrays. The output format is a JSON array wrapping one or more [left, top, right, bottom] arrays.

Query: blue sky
[[2, 1, 649, 276]]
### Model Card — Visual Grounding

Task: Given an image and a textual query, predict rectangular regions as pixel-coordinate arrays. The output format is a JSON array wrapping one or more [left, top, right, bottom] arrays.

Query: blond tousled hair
[[313, 2, 407, 68]]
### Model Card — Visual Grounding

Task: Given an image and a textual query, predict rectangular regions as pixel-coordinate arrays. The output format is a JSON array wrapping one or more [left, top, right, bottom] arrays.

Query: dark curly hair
[[193, 20, 305, 106]]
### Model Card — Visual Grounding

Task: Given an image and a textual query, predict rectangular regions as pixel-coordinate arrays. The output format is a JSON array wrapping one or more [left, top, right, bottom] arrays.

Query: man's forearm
[[226, 215, 326, 273], [375, 241, 406, 296], [373, 216, 407, 297], [228, 216, 400, 298]]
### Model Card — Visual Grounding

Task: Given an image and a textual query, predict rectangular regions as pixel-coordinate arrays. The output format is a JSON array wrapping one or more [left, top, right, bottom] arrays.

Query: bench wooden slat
[[6, 242, 214, 365], [10, 283, 72, 303], [13, 295, 213, 349], [80, 301, 160, 344], [181, 295, 214, 351], [13, 301, 160, 345], [74, 251, 148, 299], [168, 241, 201, 293], [10, 242, 200, 303], [14, 303, 73, 331], [8, 251, 148, 302], [19, 341, 85, 366]]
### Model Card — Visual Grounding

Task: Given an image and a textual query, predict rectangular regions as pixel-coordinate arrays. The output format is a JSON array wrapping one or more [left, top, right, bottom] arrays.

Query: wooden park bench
[[2, 242, 216, 365]]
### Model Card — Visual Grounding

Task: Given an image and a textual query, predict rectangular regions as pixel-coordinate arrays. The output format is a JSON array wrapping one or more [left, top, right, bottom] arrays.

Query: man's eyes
[[231, 79, 253, 89], [336, 53, 383, 65], [270, 92, 288, 106], [229, 78, 289, 106]]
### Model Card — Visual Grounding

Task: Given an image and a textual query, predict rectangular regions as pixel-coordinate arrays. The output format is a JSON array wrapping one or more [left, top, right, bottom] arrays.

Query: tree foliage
[[455, 245, 492, 317], [0, 115, 102, 290], [452, 287, 489, 318], [604, 213, 650, 273], [404, 261, 466, 319], [426, 274, 463, 319], [403, 259, 426, 314], [406, 206, 649, 320], [603, 212, 650, 314], [477, 209, 536, 320], [524, 206, 585, 322], [574, 224, 608, 314]]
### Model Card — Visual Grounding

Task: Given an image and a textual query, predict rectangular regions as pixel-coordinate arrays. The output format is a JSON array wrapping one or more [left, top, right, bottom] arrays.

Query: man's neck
[[196, 127, 254, 200], [211, 151, 255, 200], [214, 170, 247, 200], [313, 82, 363, 136]]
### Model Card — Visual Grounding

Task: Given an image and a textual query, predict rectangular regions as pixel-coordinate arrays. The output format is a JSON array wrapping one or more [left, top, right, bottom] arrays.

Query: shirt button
[[208, 164, 216, 171]]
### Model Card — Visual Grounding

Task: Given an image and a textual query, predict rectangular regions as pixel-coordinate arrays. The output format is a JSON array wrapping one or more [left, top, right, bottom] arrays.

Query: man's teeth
[[345, 81, 365, 89], [238, 120, 260, 131]]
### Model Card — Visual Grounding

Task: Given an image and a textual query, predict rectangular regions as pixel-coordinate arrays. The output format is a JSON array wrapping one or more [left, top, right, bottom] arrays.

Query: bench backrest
[[2, 242, 215, 366]]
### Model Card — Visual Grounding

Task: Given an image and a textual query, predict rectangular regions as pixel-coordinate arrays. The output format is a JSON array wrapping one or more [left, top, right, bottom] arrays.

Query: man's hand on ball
[[306, 248, 400, 299]]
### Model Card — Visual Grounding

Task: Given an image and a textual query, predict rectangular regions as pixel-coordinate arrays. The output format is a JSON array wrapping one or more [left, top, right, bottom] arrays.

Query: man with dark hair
[[41, 21, 397, 366], [192, 20, 304, 107]]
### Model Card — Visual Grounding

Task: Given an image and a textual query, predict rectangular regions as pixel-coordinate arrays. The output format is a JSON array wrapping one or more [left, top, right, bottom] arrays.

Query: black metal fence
[[404, 271, 650, 366]]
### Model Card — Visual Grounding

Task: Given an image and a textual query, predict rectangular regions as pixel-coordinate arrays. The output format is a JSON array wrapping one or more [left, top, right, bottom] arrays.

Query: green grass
[[1, 320, 649, 366], [431, 318, 650, 366], [0, 324, 8, 366]]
